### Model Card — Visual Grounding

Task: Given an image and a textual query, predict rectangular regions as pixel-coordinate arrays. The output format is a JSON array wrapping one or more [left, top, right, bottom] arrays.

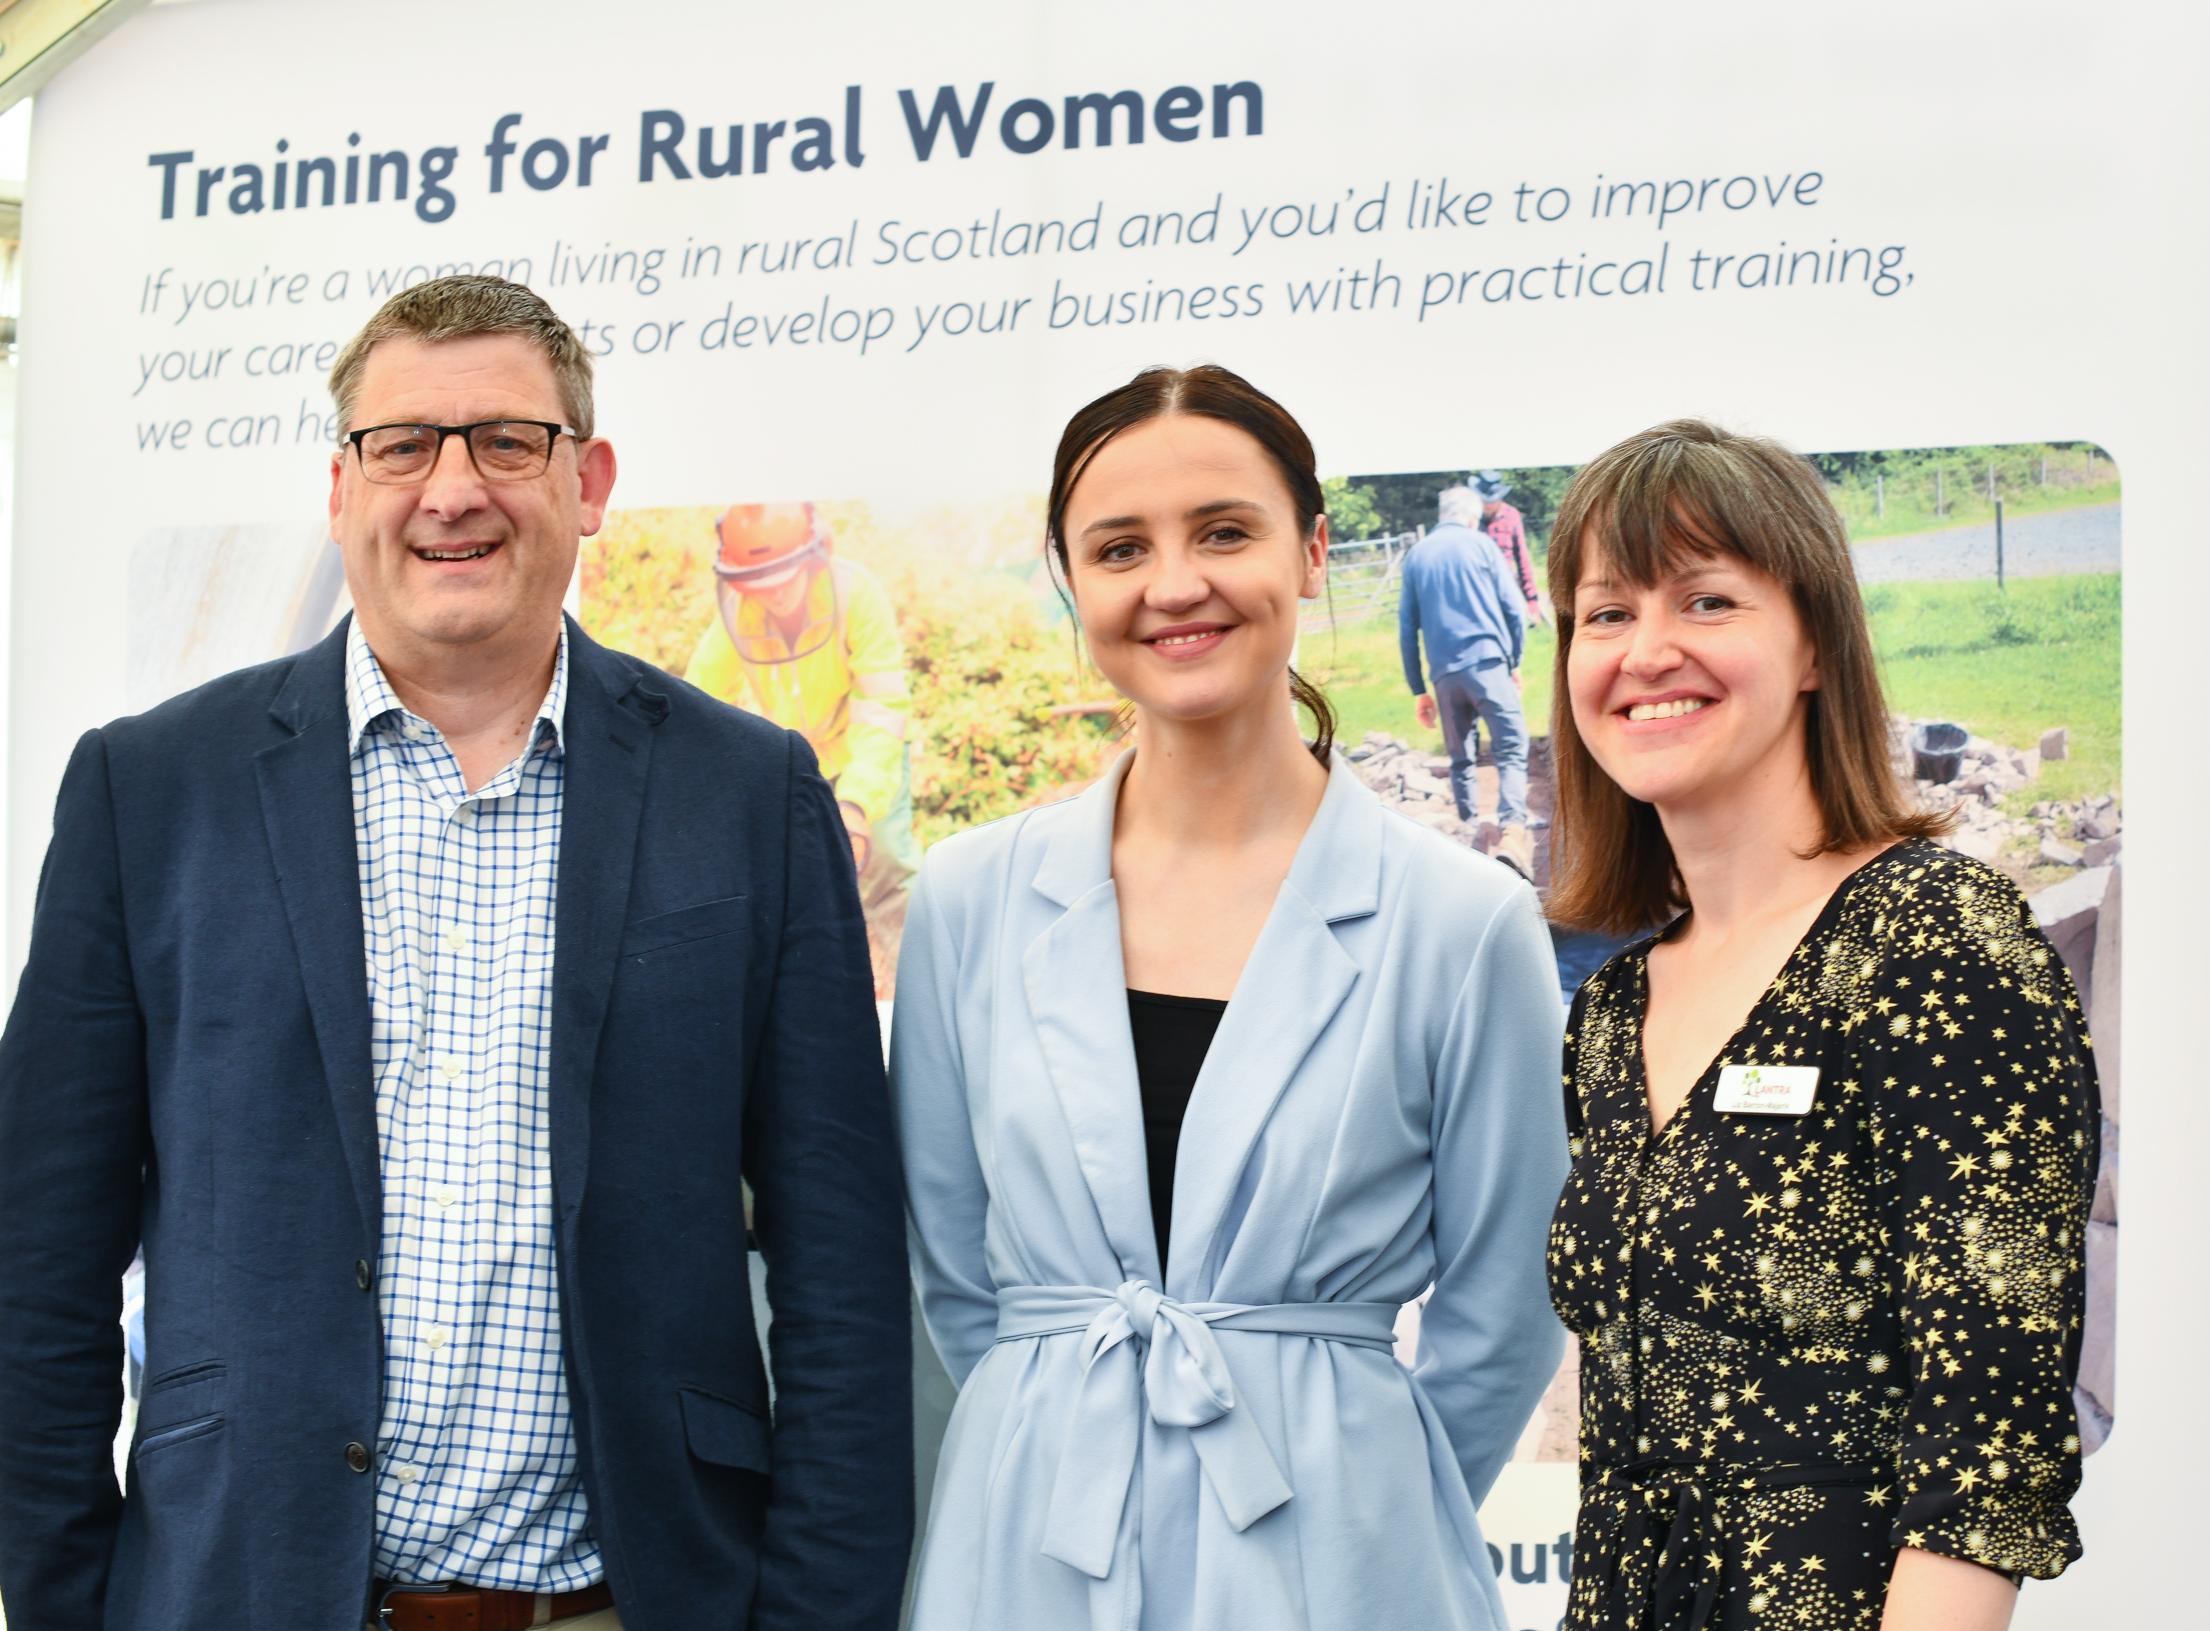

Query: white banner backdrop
[[12, 1, 2208, 1624]]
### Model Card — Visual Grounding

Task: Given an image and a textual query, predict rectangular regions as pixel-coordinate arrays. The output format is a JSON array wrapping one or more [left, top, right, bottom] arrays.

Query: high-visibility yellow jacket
[[685, 556, 911, 830]]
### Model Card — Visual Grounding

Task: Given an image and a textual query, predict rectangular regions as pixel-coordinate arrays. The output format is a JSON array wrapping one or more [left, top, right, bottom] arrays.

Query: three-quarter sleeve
[[887, 862, 1000, 1386], [1863, 862, 2099, 1579], [1414, 883, 1569, 1507]]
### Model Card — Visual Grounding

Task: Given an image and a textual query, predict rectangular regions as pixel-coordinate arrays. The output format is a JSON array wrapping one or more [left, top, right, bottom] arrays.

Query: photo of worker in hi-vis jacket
[[686, 501, 920, 990]]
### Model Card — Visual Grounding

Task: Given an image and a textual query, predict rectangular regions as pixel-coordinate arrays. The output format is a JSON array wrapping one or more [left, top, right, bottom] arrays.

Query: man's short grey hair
[[1437, 485, 1482, 526], [328, 274, 595, 441]]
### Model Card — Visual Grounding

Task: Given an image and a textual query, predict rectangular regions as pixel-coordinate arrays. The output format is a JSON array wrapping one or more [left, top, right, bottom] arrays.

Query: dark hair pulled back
[[1044, 364, 1336, 764]]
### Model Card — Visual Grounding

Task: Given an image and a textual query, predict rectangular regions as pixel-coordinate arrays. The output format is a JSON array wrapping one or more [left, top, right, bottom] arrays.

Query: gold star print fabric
[[1547, 841, 2098, 1629]]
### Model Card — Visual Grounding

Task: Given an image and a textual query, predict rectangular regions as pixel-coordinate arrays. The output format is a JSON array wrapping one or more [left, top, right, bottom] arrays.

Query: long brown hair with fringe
[[1545, 419, 1951, 936], [1045, 365, 1337, 765]]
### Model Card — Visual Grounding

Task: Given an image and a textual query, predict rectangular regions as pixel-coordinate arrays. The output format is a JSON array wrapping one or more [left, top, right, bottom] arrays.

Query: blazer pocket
[[678, 1384, 771, 1473], [135, 1413, 225, 1461], [139, 1359, 225, 1438], [621, 896, 749, 959]]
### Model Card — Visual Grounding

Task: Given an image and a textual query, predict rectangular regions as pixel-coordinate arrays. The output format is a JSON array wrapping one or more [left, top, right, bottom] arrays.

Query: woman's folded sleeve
[[1413, 883, 1570, 1507], [1869, 866, 2101, 1580], [887, 865, 1000, 1387]]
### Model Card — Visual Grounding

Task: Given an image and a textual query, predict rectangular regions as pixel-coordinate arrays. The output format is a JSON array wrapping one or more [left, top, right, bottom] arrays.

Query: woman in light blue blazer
[[890, 366, 1567, 1631]]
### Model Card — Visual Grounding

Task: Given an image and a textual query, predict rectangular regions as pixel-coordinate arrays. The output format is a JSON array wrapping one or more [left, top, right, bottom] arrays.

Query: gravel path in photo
[[1850, 500, 2119, 583]]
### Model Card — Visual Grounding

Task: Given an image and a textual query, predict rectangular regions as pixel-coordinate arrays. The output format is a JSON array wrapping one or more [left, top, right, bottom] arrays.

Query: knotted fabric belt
[[1592, 1458, 1884, 1631], [994, 1280, 1399, 1580]]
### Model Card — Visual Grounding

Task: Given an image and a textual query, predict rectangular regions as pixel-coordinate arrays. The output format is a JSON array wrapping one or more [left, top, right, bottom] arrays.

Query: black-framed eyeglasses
[[344, 420, 581, 485]]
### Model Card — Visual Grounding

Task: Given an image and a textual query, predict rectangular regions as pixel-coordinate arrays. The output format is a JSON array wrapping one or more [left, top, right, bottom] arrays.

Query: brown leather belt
[[374, 1580, 614, 1631]]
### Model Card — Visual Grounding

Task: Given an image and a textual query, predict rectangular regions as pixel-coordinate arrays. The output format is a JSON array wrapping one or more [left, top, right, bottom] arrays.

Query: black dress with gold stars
[[1548, 841, 2098, 1629]]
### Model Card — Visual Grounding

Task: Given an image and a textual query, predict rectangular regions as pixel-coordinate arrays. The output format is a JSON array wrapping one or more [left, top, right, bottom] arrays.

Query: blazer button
[[345, 1441, 372, 1474], [355, 1259, 374, 1292]]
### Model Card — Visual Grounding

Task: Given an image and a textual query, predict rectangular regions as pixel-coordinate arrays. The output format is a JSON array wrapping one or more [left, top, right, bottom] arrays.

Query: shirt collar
[[344, 617, 570, 758]]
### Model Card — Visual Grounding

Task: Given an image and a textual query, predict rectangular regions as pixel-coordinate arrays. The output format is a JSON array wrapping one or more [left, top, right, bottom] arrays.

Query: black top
[[1548, 839, 2099, 1627], [1127, 989, 1228, 1273]]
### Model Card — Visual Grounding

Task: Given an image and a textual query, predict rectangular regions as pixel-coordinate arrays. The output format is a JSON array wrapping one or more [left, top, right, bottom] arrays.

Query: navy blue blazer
[[0, 617, 913, 1631]]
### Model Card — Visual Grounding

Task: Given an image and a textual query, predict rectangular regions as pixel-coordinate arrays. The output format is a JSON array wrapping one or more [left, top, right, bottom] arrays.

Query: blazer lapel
[[1022, 754, 1162, 1285], [546, 619, 664, 1225], [1167, 758, 1386, 1294], [255, 622, 378, 1243]]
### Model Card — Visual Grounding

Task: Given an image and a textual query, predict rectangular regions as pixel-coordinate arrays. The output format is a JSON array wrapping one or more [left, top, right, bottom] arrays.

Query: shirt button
[[402, 724, 429, 743], [434, 1187, 458, 1210], [442, 927, 468, 953], [355, 1259, 373, 1292], [392, 1461, 422, 1485], [437, 1058, 461, 1084], [424, 1327, 449, 1352], [451, 803, 478, 825], [345, 1441, 372, 1473]]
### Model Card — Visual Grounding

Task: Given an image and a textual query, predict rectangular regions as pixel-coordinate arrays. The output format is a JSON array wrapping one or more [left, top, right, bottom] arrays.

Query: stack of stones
[[2025, 792, 2122, 871], [1343, 732, 1482, 846], [1350, 719, 2124, 877], [1889, 718, 2122, 873]]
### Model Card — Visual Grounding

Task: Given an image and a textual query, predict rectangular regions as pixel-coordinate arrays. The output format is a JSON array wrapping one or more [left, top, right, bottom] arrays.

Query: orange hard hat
[[713, 502, 829, 590]]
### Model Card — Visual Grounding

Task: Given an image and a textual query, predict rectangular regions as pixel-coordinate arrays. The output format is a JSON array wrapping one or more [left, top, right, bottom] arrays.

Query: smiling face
[[328, 332, 615, 666], [751, 565, 817, 623], [1059, 413, 1327, 731], [1565, 548, 1820, 814]]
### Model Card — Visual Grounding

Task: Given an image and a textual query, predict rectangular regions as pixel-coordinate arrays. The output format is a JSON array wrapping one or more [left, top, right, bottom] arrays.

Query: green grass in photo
[[1863, 573, 2120, 804], [1302, 616, 1558, 748], [1303, 572, 2118, 815]]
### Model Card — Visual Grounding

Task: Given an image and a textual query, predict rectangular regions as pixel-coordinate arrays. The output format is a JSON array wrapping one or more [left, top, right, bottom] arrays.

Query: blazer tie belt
[[994, 1280, 1400, 1580]]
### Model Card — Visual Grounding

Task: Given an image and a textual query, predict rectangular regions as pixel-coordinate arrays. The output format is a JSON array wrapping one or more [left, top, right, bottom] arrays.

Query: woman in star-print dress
[[1538, 421, 2098, 1631]]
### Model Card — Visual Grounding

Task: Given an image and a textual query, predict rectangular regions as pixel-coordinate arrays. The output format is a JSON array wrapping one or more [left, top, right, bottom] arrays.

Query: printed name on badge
[[1713, 1064, 1820, 1115]]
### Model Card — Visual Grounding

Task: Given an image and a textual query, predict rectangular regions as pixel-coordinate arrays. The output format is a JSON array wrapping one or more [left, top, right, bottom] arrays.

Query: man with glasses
[[0, 276, 913, 1631]]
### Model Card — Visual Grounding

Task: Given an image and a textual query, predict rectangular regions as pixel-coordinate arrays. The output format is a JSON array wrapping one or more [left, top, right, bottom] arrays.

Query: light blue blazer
[[890, 750, 1568, 1631]]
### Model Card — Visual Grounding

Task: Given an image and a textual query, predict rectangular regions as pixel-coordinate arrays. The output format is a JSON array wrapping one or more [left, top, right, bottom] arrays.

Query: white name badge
[[1713, 1064, 1820, 1116]]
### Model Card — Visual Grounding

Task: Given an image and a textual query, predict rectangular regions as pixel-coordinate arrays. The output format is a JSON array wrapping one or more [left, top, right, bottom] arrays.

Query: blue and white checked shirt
[[345, 621, 600, 1590]]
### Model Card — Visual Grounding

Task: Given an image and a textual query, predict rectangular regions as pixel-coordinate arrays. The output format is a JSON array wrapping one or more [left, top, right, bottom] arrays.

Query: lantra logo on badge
[[1732, 1068, 1788, 1105], [1714, 1064, 1819, 1116]]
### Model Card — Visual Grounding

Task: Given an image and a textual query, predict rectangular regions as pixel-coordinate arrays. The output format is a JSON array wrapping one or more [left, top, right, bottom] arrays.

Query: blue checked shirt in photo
[[345, 620, 601, 1591]]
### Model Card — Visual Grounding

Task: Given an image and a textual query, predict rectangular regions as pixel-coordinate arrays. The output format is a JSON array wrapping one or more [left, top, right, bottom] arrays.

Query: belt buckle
[[376, 1582, 451, 1627]]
